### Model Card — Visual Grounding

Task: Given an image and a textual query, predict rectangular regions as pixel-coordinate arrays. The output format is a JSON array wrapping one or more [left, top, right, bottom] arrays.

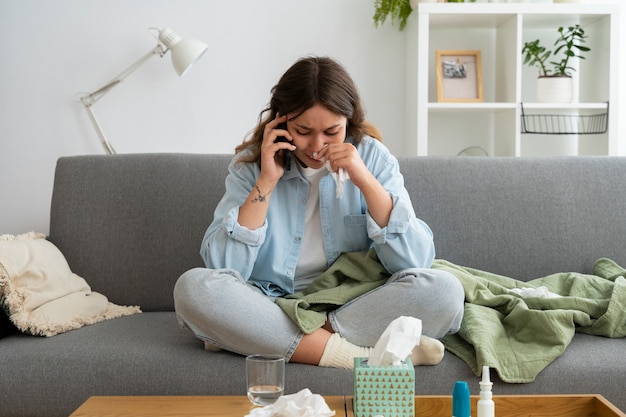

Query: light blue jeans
[[173, 267, 464, 361]]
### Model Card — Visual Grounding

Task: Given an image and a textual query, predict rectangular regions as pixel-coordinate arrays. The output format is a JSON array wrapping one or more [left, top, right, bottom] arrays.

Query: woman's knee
[[175, 268, 243, 296], [428, 269, 464, 334], [434, 269, 464, 303], [391, 268, 461, 296], [173, 267, 246, 316], [391, 268, 465, 335], [437, 270, 465, 332]]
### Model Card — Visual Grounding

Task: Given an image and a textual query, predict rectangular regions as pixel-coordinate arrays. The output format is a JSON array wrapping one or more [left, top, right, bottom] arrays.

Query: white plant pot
[[536, 76, 573, 103]]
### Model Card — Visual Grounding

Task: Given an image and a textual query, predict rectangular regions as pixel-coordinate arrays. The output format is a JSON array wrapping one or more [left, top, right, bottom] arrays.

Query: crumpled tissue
[[244, 388, 335, 417], [508, 286, 562, 299], [367, 316, 423, 367], [325, 160, 350, 199]]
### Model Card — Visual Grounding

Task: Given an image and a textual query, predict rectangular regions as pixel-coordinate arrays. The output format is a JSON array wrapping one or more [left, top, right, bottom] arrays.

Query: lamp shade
[[159, 27, 208, 77]]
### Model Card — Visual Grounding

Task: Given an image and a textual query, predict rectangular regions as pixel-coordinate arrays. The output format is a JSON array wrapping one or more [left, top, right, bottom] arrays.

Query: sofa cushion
[[1, 312, 624, 416], [0, 232, 140, 336]]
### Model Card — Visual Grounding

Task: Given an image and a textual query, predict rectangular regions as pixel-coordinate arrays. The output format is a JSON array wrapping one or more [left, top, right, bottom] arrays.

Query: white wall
[[0, 0, 405, 235]]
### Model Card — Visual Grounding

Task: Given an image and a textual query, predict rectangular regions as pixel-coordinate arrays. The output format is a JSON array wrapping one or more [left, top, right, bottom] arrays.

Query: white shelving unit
[[405, 3, 623, 156]]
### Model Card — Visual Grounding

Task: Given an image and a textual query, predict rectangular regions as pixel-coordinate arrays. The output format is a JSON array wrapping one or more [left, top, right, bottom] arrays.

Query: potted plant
[[373, 0, 413, 31], [522, 24, 590, 103], [373, 0, 474, 32]]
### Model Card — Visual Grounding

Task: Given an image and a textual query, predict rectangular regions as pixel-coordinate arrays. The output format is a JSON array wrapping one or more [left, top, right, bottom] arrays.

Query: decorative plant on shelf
[[521, 24, 590, 102], [373, 0, 413, 31], [522, 24, 590, 77], [373, 0, 477, 32]]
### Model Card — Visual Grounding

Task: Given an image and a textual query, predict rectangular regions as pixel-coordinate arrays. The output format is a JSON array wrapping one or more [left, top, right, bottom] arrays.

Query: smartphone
[[273, 122, 292, 170], [274, 123, 291, 144]]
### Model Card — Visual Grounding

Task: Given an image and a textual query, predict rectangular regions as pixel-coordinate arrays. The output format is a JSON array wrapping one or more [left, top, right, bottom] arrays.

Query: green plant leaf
[[521, 23, 589, 76], [373, 0, 413, 31]]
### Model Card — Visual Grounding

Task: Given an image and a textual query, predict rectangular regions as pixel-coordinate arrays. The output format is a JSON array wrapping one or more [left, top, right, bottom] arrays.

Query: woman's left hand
[[320, 142, 393, 227], [320, 143, 372, 190]]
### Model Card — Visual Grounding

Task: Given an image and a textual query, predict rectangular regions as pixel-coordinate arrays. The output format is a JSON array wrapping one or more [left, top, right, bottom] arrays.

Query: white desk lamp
[[80, 27, 208, 154]]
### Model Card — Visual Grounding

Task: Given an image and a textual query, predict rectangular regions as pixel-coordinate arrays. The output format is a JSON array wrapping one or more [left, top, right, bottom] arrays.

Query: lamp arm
[[79, 44, 166, 154], [82, 44, 166, 105], [83, 104, 116, 155]]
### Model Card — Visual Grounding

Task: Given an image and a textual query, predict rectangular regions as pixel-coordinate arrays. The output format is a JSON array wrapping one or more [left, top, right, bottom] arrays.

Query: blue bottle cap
[[452, 381, 470, 417]]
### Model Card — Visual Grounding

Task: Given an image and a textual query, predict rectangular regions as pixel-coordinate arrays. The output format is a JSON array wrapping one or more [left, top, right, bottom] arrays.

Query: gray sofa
[[1, 153, 625, 417]]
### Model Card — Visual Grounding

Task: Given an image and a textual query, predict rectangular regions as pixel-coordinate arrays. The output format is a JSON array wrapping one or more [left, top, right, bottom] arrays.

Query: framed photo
[[436, 50, 483, 103]]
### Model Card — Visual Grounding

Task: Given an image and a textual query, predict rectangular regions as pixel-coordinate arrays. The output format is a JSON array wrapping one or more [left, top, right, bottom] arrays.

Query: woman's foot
[[409, 335, 445, 365]]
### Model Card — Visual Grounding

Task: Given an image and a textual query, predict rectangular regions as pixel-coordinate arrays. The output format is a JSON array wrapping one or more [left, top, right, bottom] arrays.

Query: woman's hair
[[235, 56, 381, 164]]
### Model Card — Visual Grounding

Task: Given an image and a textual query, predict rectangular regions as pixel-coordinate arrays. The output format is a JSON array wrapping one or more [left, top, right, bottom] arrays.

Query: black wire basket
[[520, 102, 609, 135]]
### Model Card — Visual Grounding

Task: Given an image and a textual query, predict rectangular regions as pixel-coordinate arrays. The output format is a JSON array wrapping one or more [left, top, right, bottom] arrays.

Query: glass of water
[[246, 354, 285, 406]]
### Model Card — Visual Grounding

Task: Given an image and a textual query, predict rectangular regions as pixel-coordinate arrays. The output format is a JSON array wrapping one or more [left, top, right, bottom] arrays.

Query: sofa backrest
[[49, 154, 626, 311], [399, 156, 626, 282], [49, 154, 230, 312]]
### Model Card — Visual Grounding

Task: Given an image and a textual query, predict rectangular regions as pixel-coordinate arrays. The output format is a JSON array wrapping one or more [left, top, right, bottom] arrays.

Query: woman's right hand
[[260, 114, 296, 184]]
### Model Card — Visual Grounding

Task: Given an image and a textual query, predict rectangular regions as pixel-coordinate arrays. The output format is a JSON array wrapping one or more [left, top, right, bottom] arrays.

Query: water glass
[[246, 354, 285, 406]]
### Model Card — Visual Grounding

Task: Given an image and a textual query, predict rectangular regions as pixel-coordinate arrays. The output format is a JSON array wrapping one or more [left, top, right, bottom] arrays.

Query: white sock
[[409, 335, 445, 365], [318, 334, 372, 369]]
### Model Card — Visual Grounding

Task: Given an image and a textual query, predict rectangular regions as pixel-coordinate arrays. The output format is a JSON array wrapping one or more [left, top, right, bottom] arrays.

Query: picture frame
[[436, 50, 483, 103]]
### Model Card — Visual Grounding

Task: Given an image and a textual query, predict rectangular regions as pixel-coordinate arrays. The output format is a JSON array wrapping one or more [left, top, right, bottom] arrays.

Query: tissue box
[[353, 357, 415, 417]]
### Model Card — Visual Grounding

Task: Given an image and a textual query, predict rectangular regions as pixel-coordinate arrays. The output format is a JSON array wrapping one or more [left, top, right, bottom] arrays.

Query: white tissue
[[323, 159, 350, 199], [245, 388, 335, 417], [367, 316, 423, 367], [508, 286, 562, 299]]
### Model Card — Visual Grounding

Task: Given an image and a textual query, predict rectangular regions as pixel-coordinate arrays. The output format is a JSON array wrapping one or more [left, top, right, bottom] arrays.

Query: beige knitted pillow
[[0, 232, 140, 336]]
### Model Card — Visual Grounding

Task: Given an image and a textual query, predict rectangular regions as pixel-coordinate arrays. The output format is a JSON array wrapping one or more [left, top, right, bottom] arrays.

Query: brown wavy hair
[[235, 56, 381, 164]]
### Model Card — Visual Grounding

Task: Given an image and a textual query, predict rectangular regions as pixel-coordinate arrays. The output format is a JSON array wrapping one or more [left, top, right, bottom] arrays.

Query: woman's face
[[287, 103, 347, 169]]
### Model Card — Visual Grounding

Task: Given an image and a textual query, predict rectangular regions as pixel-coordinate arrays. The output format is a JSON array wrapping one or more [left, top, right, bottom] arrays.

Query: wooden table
[[69, 395, 347, 417], [70, 394, 625, 417]]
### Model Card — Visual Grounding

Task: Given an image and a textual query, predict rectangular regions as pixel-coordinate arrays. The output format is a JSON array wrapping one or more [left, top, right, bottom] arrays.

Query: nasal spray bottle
[[478, 366, 495, 417]]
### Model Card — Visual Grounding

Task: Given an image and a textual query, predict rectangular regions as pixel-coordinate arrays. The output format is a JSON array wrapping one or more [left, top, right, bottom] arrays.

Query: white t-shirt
[[294, 165, 329, 291]]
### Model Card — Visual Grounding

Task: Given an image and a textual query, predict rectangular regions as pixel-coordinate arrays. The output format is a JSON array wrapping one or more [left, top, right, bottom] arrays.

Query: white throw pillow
[[0, 232, 140, 336]]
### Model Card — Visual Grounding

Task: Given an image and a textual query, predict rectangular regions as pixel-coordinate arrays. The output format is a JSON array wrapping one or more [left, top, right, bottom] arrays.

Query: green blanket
[[275, 249, 389, 334], [277, 251, 626, 384], [434, 258, 626, 383]]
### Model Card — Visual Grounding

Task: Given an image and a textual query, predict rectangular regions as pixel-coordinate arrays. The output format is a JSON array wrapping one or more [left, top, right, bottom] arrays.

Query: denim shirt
[[201, 136, 435, 296]]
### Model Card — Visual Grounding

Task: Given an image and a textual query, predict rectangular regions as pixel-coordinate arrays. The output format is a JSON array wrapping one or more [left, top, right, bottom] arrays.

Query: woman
[[174, 56, 464, 369]]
